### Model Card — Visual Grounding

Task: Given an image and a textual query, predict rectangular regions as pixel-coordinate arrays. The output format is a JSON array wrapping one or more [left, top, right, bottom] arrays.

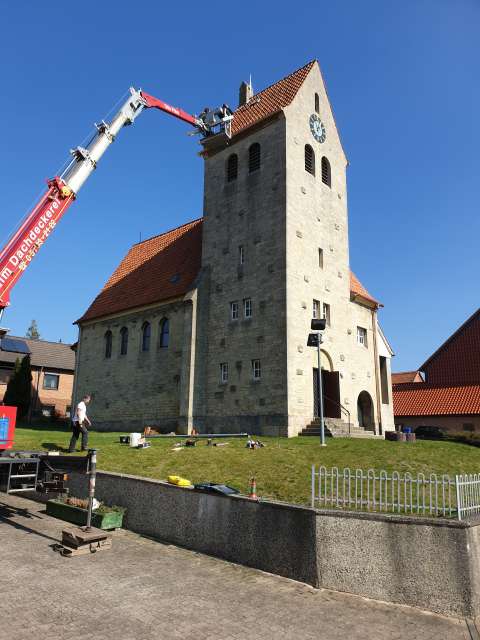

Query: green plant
[[58, 495, 126, 514], [4, 356, 32, 418], [26, 320, 41, 340], [95, 504, 126, 515]]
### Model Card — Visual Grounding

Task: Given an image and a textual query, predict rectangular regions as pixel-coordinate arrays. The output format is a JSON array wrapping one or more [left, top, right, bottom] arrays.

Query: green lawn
[[11, 425, 480, 506]]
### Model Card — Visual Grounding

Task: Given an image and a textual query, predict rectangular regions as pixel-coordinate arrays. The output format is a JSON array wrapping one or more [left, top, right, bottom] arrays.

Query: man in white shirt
[[68, 395, 92, 453]]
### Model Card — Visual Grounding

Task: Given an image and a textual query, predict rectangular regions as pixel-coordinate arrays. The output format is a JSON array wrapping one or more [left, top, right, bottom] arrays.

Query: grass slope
[[12, 425, 480, 506]]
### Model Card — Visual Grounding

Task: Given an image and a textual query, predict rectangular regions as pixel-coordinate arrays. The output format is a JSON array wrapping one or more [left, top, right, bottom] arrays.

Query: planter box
[[46, 499, 124, 530]]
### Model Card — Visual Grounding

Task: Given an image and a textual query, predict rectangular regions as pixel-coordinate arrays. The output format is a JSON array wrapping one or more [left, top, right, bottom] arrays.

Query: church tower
[[198, 60, 393, 436]]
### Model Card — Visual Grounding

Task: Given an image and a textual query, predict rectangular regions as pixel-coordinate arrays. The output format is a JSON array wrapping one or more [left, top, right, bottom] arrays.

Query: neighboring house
[[393, 308, 480, 434], [391, 371, 424, 384], [74, 60, 395, 437], [0, 335, 75, 419]]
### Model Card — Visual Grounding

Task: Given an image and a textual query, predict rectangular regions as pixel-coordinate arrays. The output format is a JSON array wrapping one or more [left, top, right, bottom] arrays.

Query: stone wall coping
[[314, 507, 480, 528], [95, 469, 480, 527], [95, 469, 315, 515]]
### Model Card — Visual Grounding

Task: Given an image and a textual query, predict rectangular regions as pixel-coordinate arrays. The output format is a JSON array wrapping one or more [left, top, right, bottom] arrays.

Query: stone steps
[[300, 418, 382, 439]]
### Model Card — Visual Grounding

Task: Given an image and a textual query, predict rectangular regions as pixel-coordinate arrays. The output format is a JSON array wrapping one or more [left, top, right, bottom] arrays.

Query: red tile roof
[[392, 371, 423, 384], [350, 271, 380, 307], [79, 217, 379, 323], [78, 219, 202, 323], [231, 61, 316, 137], [420, 308, 480, 386], [393, 383, 480, 416]]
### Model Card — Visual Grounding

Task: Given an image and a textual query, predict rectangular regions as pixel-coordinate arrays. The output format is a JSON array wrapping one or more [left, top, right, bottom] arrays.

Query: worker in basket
[[68, 394, 92, 453]]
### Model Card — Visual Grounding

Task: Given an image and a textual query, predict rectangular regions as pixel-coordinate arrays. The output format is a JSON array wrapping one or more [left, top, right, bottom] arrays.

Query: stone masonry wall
[[200, 117, 289, 435], [75, 298, 191, 432], [283, 64, 394, 434]]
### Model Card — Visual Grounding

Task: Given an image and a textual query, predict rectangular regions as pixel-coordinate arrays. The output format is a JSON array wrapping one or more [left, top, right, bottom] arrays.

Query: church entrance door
[[313, 369, 341, 418]]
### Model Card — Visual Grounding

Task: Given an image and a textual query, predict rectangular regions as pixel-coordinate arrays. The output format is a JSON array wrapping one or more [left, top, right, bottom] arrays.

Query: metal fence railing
[[311, 466, 480, 520], [456, 474, 480, 520]]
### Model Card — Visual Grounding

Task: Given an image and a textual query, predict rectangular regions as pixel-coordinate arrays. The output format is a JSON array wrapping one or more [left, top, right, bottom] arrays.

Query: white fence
[[311, 466, 480, 520]]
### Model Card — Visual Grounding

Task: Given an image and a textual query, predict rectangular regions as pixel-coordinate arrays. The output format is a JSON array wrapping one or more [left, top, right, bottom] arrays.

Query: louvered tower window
[[321, 156, 331, 187], [226, 154, 238, 182], [315, 93, 320, 114], [305, 144, 315, 176], [248, 143, 261, 173]]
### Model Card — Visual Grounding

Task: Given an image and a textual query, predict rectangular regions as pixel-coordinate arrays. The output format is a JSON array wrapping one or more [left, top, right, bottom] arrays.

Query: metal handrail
[[323, 395, 351, 435]]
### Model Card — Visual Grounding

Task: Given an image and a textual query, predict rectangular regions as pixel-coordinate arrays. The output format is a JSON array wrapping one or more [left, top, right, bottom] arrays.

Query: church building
[[73, 60, 395, 437]]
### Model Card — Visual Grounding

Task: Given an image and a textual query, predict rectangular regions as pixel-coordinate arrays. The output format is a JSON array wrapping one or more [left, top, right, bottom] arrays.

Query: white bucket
[[129, 433, 142, 447]]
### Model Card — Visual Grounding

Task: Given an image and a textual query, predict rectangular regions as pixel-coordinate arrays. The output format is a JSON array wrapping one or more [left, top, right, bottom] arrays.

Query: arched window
[[120, 327, 128, 355], [314, 93, 320, 114], [248, 143, 261, 173], [321, 156, 331, 187], [104, 330, 112, 359], [159, 318, 170, 348], [305, 144, 315, 176], [141, 322, 151, 352], [226, 154, 238, 182]]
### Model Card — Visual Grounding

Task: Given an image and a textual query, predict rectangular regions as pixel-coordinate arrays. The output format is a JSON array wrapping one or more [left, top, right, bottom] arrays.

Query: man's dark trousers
[[69, 421, 88, 452]]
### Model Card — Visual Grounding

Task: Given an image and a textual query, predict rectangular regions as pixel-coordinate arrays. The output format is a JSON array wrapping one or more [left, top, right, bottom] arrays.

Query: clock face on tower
[[309, 114, 326, 143]]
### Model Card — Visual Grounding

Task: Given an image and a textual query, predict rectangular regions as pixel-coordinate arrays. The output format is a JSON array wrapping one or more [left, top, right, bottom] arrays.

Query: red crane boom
[[0, 89, 232, 313]]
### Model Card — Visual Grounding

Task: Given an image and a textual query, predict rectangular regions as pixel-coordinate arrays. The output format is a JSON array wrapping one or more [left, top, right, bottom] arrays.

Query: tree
[[26, 320, 40, 340], [3, 356, 32, 419]]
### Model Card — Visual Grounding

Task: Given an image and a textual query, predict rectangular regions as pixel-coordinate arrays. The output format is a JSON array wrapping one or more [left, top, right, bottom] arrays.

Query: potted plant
[[46, 495, 125, 530]]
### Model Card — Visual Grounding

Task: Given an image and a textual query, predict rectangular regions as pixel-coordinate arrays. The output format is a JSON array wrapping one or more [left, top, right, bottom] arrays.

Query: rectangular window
[[357, 327, 368, 347], [220, 363, 228, 383], [41, 405, 55, 418], [252, 359, 261, 380], [239, 245, 244, 265], [43, 373, 59, 390], [322, 303, 331, 326], [244, 297, 252, 318], [0, 368, 12, 384], [318, 248, 324, 269], [230, 301, 239, 320], [313, 299, 320, 319], [463, 423, 475, 432]]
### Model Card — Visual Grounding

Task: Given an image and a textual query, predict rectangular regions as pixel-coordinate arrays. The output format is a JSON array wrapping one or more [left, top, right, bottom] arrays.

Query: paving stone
[[0, 494, 471, 640]]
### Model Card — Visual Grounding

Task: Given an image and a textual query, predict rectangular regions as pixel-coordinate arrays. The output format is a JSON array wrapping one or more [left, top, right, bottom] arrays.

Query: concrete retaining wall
[[66, 471, 317, 586], [65, 470, 480, 618]]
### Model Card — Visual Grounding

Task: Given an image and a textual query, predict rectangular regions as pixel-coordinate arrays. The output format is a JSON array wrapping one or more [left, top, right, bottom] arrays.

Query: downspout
[[371, 308, 382, 435]]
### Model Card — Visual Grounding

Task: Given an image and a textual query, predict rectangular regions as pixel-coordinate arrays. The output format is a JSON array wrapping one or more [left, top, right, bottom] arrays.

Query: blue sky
[[0, 0, 478, 371]]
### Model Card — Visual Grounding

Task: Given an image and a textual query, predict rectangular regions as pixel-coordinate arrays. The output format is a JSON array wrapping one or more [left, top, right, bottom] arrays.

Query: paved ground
[[0, 494, 475, 640]]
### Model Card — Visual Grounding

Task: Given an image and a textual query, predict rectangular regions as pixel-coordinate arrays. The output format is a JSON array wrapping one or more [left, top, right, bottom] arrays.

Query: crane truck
[[0, 86, 233, 493]]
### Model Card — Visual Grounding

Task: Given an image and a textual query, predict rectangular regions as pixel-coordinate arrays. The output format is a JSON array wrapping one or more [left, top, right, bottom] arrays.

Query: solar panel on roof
[[0, 337, 31, 354]]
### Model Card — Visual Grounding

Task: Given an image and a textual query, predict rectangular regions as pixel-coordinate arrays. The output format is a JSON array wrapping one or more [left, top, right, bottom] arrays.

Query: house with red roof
[[391, 371, 423, 384], [393, 308, 480, 434], [73, 61, 395, 437]]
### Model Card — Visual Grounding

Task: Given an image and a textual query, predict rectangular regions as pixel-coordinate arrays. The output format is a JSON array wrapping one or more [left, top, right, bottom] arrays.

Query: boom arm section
[[0, 88, 232, 311]]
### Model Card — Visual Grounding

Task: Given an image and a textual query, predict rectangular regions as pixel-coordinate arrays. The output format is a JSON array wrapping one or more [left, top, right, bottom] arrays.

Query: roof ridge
[[235, 60, 316, 114], [420, 307, 480, 371], [6, 335, 73, 347], [393, 370, 420, 375], [133, 217, 203, 247]]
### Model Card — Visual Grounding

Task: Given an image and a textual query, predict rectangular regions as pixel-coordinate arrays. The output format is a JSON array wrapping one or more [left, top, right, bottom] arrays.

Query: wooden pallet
[[60, 526, 112, 557]]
